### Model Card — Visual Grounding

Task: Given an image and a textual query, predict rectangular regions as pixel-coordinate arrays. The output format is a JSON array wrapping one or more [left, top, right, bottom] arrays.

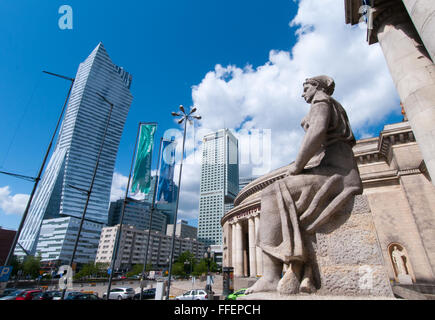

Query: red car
[[15, 290, 42, 300]]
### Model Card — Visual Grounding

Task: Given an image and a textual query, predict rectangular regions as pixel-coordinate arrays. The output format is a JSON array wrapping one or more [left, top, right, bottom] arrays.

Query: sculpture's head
[[302, 75, 335, 103]]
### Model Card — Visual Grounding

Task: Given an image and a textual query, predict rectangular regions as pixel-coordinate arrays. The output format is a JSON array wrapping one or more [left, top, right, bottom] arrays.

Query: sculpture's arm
[[288, 102, 330, 175]]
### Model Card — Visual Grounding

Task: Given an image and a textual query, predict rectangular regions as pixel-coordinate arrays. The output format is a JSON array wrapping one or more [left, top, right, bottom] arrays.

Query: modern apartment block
[[35, 217, 102, 264], [108, 198, 167, 233], [166, 220, 197, 239], [95, 224, 206, 270], [198, 129, 239, 247], [16, 43, 133, 262]]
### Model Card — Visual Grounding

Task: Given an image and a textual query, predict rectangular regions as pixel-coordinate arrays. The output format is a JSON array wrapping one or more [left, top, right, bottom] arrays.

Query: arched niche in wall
[[387, 243, 415, 284]]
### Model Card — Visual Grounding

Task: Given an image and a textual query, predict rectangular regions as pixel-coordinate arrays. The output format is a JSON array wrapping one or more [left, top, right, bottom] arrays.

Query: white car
[[175, 289, 208, 300], [103, 287, 135, 300]]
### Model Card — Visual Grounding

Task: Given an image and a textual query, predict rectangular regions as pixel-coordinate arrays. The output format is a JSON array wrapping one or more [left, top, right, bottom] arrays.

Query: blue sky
[[0, 0, 402, 230]]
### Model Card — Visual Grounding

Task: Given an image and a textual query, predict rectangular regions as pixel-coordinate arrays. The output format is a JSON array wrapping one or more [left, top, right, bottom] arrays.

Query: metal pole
[[140, 137, 163, 300], [4, 74, 74, 267], [60, 94, 114, 300], [165, 118, 187, 300], [105, 122, 157, 300]]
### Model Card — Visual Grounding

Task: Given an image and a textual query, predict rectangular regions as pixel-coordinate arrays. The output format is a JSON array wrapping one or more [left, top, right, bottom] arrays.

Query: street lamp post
[[165, 105, 201, 300], [204, 247, 214, 300]]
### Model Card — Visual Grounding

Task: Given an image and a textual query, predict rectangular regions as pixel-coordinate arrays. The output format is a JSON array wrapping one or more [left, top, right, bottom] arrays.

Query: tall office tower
[[239, 177, 258, 192], [16, 43, 133, 261], [198, 129, 239, 247]]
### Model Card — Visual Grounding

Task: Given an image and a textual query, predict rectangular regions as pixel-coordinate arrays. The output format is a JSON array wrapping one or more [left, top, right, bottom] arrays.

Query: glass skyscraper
[[198, 129, 239, 247], [16, 43, 133, 261]]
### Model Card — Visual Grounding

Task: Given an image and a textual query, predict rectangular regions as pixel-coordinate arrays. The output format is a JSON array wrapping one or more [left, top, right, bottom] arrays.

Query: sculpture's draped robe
[[259, 92, 362, 264]]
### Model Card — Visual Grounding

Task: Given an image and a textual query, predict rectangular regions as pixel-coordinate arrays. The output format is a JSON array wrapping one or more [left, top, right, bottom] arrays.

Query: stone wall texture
[[309, 195, 394, 297]]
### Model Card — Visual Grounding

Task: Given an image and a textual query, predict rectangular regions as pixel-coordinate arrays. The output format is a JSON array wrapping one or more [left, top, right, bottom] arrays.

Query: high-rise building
[[16, 43, 133, 262], [239, 177, 258, 192], [108, 198, 167, 233], [198, 129, 239, 247]]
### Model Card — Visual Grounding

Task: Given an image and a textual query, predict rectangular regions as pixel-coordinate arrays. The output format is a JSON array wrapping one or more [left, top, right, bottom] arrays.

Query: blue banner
[[156, 140, 177, 203]]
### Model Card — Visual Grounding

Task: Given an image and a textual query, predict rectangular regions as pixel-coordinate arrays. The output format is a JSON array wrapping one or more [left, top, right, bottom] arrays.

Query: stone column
[[234, 221, 244, 277], [231, 222, 236, 270], [402, 0, 435, 62], [374, 5, 435, 184], [248, 217, 257, 278], [254, 214, 263, 276]]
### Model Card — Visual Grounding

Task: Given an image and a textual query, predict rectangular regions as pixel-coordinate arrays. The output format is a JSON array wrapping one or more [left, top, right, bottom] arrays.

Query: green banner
[[131, 123, 157, 196]]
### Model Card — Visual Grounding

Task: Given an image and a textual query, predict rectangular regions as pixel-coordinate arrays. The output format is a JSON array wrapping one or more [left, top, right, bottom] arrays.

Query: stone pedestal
[[306, 195, 393, 297]]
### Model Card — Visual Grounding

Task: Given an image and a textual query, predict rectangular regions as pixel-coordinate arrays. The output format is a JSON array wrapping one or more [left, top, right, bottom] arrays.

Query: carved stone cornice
[[369, 1, 411, 45]]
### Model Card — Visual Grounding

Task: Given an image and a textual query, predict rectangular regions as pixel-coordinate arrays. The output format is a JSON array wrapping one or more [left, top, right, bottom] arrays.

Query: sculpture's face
[[302, 83, 317, 103]]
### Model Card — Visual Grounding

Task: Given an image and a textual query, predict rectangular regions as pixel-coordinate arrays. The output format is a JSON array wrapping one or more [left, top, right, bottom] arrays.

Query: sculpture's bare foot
[[245, 277, 279, 295], [299, 263, 316, 294], [299, 277, 316, 294]]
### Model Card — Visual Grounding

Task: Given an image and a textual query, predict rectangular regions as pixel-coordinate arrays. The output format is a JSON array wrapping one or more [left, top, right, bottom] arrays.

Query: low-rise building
[[95, 224, 206, 270]]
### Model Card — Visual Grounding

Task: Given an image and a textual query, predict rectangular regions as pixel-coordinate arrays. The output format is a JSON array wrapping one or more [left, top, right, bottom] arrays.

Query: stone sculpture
[[392, 246, 408, 276], [246, 76, 363, 295]]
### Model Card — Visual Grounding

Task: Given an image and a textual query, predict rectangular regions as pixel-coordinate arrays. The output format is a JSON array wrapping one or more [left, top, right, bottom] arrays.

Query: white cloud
[[110, 172, 128, 202], [0, 186, 29, 215], [175, 0, 400, 221]]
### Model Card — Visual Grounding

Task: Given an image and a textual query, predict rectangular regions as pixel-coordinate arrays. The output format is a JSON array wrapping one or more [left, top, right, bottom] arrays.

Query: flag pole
[[105, 122, 157, 300], [139, 137, 163, 300]]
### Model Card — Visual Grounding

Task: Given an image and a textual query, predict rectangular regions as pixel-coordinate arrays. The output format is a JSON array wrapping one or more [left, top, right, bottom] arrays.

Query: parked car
[[0, 289, 25, 300], [102, 287, 135, 300], [133, 288, 156, 300], [225, 288, 247, 300], [175, 289, 208, 300], [65, 293, 101, 300], [15, 289, 42, 300], [33, 290, 60, 301], [0, 288, 18, 298], [52, 291, 82, 300]]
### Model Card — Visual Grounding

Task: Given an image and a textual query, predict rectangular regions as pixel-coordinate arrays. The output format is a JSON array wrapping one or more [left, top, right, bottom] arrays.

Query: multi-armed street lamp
[[165, 105, 201, 300]]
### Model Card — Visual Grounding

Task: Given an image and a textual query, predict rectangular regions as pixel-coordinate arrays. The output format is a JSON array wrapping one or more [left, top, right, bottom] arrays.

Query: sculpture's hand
[[286, 163, 301, 176]]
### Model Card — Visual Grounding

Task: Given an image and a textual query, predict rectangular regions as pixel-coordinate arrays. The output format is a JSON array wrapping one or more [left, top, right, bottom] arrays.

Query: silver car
[[103, 287, 135, 300], [175, 289, 208, 300]]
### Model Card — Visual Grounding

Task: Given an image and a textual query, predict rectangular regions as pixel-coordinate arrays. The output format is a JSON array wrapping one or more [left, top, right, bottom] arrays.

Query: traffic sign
[[0, 266, 13, 282]]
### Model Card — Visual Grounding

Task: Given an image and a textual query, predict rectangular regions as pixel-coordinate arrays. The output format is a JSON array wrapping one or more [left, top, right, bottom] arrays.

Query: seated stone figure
[[246, 75, 363, 295]]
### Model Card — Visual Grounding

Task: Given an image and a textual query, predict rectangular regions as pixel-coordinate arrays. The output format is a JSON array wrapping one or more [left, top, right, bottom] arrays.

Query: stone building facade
[[221, 121, 435, 290], [345, 0, 435, 187]]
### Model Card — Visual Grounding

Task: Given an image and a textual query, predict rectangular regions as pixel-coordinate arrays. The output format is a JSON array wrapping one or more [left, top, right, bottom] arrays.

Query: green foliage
[[74, 262, 108, 280], [171, 262, 186, 277], [10, 255, 23, 276], [22, 255, 41, 278], [127, 264, 144, 277]]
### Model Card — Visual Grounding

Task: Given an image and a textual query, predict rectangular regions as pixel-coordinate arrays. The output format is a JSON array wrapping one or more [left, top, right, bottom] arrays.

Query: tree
[[10, 255, 23, 277], [171, 262, 186, 277], [74, 263, 99, 280], [22, 255, 41, 278], [127, 264, 144, 277]]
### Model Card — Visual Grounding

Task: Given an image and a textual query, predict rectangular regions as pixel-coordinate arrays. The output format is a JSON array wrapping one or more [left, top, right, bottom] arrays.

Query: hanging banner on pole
[[156, 140, 177, 203], [131, 123, 157, 198]]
